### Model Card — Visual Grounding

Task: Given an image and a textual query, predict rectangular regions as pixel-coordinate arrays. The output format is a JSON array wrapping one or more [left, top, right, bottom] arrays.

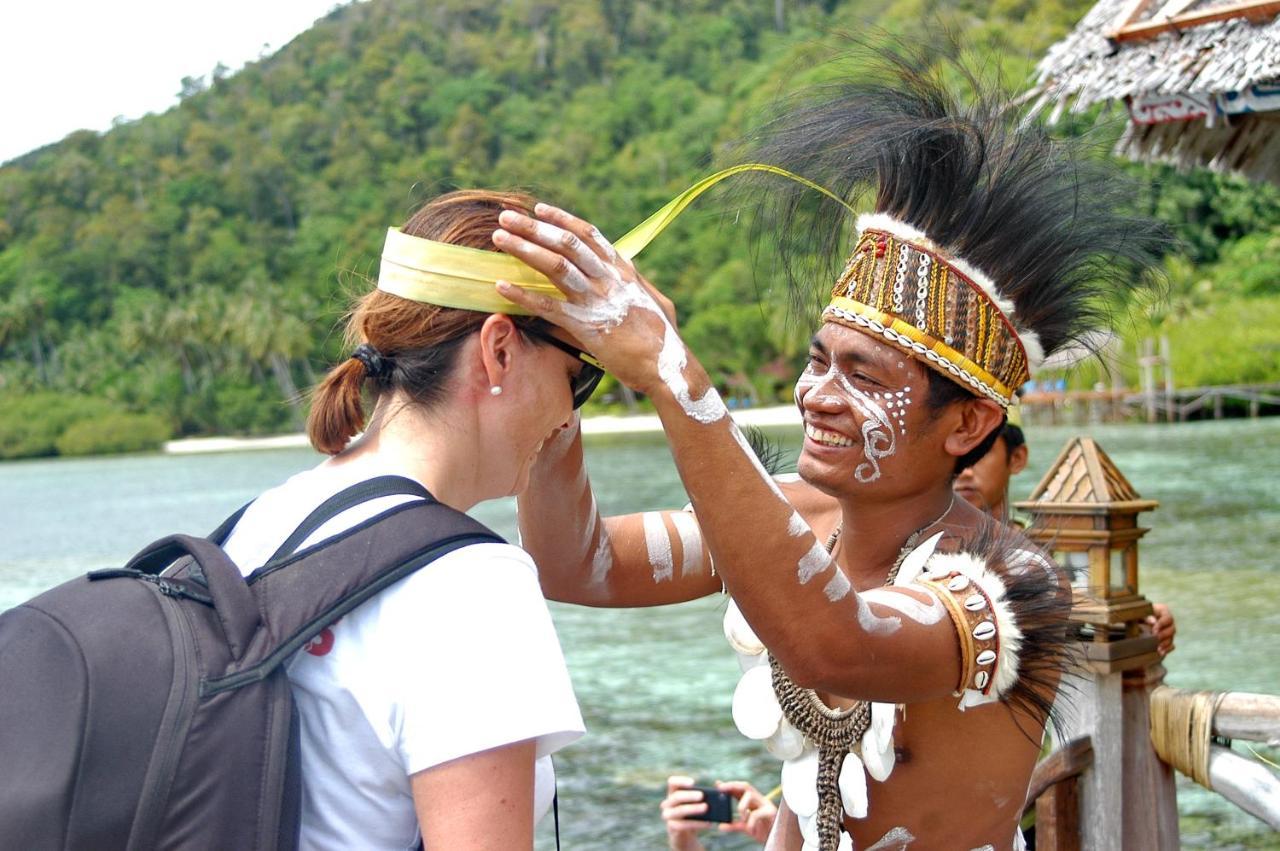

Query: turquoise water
[[2, 418, 1277, 847]]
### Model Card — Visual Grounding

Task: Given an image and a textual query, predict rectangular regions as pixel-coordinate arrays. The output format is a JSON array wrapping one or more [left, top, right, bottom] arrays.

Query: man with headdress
[[487, 55, 1163, 850]]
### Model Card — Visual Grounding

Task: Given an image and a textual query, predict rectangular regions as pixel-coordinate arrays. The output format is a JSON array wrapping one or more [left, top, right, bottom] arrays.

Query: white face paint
[[861, 587, 946, 625], [642, 511, 674, 582], [866, 827, 916, 850], [669, 510, 704, 577], [795, 361, 910, 483]]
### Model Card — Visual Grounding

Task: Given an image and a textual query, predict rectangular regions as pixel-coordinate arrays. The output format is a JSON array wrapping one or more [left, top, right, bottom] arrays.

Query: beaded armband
[[913, 552, 1023, 710]]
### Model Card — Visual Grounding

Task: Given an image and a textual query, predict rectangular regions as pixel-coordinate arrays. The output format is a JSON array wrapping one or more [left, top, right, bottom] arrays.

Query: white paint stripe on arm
[[670, 510, 704, 577], [643, 511, 674, 583]]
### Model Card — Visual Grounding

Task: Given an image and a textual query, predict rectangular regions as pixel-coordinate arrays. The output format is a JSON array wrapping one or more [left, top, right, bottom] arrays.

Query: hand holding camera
[[660, 775, 778, 849]]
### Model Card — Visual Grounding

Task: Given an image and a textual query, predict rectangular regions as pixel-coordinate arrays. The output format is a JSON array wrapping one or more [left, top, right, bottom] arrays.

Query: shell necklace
[[768, 494, 955, 851]]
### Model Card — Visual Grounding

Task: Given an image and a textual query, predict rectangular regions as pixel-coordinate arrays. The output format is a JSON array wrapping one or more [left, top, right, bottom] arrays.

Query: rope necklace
[[768, 494, 955, 851]]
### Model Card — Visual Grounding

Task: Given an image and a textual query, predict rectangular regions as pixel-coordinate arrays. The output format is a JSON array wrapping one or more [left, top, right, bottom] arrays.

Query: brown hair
[[307, 190, 540, 455]]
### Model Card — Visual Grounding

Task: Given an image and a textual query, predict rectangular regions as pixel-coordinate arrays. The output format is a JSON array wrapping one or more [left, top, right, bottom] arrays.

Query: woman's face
[[499, 328, 585, 496]]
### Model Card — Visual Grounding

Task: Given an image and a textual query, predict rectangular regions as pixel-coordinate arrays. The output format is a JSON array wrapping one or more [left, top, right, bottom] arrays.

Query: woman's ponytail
[[307, 356, 369, 455]]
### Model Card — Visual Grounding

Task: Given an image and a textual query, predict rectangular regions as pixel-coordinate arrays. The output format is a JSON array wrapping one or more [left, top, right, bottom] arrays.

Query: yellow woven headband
[[376, 164, 855, 314]]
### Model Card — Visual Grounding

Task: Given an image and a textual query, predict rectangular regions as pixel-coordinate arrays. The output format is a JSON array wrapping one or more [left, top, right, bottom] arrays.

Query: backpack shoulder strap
[[265, 475, 430, 563], [205, 498, 503, 694]]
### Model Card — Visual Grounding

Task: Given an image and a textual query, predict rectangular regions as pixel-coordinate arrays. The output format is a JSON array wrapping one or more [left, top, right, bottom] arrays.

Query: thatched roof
[[1034, 0, 1280, 184]]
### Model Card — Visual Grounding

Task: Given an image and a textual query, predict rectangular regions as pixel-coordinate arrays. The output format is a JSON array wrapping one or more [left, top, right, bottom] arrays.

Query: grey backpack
[[0, 475, 501, 850]]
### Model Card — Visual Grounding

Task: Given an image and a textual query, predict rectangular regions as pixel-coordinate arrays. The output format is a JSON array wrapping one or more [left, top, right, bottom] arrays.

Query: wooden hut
[[1034, 0, 1280, 185]]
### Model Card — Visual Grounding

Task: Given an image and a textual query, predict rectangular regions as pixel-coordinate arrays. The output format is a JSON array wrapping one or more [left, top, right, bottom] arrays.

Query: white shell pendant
[[893, 530, 944, 585], [860, 702, 896, 782], [766, 717, 807, 761], [838, 752, 869, 819], [738, 649, 769, 673], [798, 810, 820, 847], [723, 599, 765, 656], [782, 748, 820, 817], [732, 665, 782, 740]]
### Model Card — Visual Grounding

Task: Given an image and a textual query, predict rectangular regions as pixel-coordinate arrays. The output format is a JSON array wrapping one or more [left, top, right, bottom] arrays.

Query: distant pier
[[1022, 383, 1280, 425]]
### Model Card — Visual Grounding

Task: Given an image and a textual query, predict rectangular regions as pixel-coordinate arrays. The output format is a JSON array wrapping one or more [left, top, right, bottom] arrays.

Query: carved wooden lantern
[[1014, 437, 1162, 673]]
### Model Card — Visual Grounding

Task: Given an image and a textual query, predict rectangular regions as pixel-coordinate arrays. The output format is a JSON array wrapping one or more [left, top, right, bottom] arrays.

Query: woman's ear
[[477, 314, 522, 391], [943, 398, 1006, 459]]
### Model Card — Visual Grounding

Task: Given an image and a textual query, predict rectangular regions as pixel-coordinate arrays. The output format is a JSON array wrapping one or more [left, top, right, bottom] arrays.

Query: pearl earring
[[490, 385, 503, 396]]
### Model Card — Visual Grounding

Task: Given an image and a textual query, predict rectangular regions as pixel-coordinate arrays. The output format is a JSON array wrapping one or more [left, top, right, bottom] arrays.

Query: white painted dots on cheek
[[870, 385, 912, 437]]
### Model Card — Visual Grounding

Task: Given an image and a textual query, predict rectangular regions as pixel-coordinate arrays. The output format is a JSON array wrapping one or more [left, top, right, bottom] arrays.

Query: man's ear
[[1008, 443, 1029, 475], [943, 398, 1006, 459], [477, 314, 521, 390]]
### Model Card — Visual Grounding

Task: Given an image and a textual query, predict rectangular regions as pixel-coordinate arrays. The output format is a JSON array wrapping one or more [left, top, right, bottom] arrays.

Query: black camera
[[688, 785, 733, 823]]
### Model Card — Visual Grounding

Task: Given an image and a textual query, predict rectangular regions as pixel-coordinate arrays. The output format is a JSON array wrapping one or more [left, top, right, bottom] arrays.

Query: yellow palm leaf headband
[[376, 164, 855, 314]]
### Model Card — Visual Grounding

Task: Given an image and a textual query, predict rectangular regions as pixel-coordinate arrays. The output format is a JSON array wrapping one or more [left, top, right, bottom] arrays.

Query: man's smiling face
[[793, 322, 949, 500]]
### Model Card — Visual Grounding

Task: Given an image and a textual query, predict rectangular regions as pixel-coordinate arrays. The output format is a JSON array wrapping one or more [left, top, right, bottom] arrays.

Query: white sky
[[0, 0, 355, 164]]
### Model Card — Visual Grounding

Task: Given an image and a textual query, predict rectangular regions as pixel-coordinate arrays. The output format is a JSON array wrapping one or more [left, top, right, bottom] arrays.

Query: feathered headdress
[[743, 46, 1167, 406]]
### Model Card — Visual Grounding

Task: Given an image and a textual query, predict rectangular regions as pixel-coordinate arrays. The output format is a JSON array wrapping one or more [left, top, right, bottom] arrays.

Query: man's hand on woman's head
[[492, 204, 679, 398]]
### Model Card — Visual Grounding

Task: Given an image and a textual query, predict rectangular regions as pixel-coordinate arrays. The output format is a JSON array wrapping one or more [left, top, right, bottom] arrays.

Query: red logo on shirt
[[304, 616, 343, 656]]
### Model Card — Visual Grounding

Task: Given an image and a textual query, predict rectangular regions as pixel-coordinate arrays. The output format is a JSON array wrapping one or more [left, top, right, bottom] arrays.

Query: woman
[[219, 190, 591, 849]]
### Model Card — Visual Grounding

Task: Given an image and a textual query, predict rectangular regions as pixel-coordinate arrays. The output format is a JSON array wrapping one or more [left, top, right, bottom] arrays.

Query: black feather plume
[[736, 39, 1169, 361]]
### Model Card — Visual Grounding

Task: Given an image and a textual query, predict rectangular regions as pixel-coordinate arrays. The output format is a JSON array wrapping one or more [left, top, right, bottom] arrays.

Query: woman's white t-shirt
[[222, 462, 584, 850]]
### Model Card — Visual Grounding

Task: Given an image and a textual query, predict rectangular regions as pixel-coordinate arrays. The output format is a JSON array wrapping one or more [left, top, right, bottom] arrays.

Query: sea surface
[[2, 418, 1277, 848]]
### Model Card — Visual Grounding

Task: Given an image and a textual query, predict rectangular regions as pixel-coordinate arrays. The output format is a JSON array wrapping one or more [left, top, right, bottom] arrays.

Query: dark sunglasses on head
[[523, 326, 606, 410]]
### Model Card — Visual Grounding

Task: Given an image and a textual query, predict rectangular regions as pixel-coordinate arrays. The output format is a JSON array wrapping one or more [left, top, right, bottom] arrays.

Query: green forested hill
[[1, 0, 1277, 456]]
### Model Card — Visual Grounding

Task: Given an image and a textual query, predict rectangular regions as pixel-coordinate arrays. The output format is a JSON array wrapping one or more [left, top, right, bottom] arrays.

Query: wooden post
[[1055, 664, 1180, 849], [1122, 664, 1180, 847], [1214, 392, 1224, 419], [1055, 670, 1124, 849]]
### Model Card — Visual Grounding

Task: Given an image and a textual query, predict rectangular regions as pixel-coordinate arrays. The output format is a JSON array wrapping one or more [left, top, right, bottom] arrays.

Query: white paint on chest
[[866, 826, 916, 850]]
